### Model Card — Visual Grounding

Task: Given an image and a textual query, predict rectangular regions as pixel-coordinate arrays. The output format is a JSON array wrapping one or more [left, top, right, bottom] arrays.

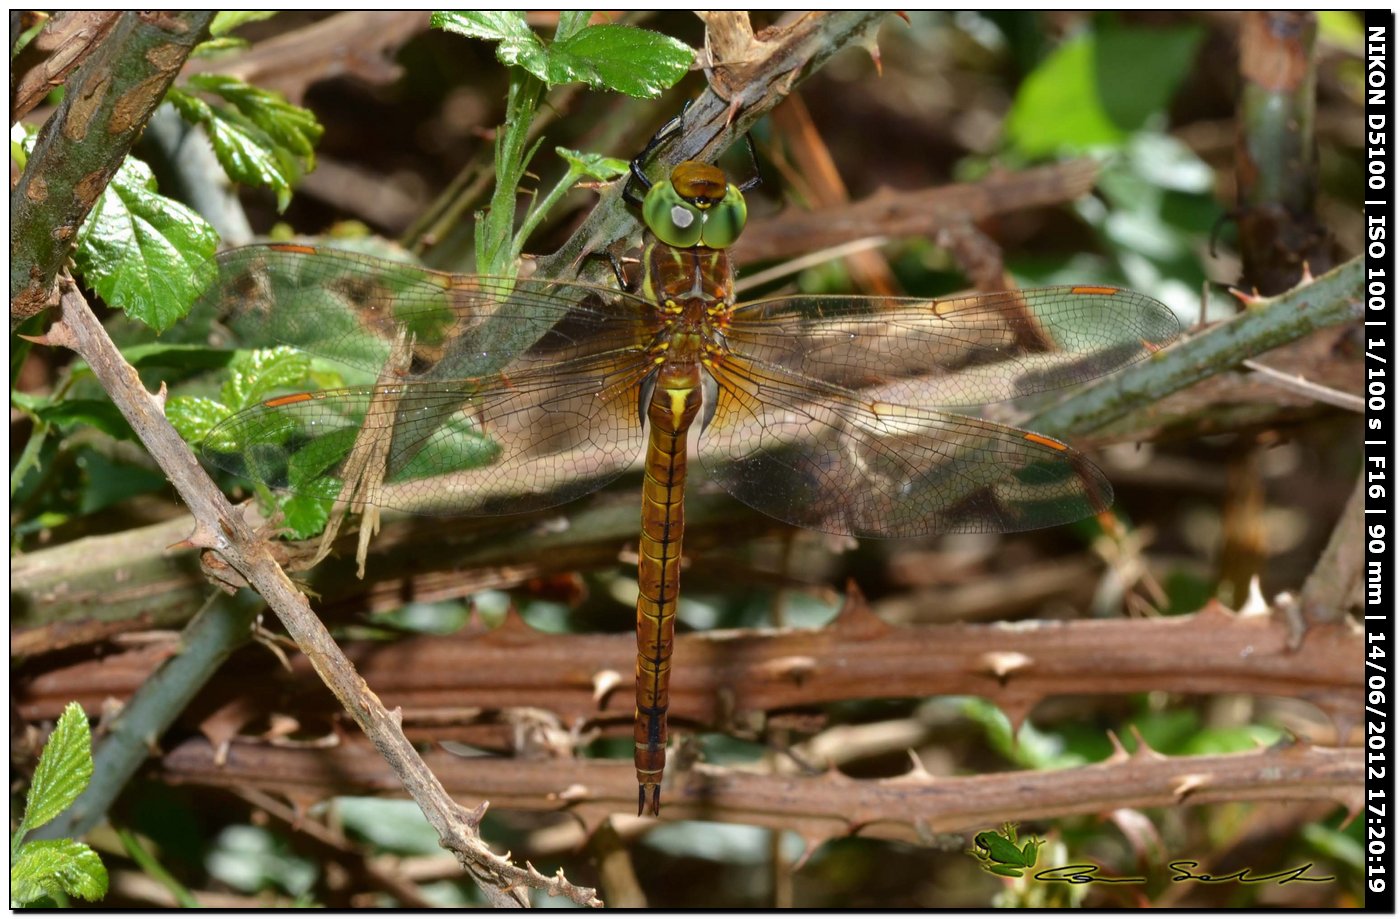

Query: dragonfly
[[195, 135, 1179, 817]]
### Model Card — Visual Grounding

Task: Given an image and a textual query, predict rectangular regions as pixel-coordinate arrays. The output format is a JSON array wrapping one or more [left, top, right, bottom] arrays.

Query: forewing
[[723, 286, 1179, 408], [700, 357, 1112, 538], [202, 348, 652, 516]]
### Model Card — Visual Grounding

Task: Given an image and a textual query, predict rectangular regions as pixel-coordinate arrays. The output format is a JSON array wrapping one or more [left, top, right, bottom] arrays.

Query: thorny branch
[[160, 732, 1361, 860], [19, 590, 1362, 754]]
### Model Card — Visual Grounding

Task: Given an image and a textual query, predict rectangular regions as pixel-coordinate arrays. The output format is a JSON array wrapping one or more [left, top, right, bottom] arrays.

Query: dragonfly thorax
[[640, 238, 736, 362]]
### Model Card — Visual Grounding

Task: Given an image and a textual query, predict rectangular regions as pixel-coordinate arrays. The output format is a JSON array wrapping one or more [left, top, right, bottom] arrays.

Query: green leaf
[[1301, 822, 1364, 873], [75, 447, 170, 513], [548, 24, 693, 98], [192, 102, 302, 210], [167, 396, 234, 444], [168, 79, 321, 212], [28, 398, 133, 440], [1005, 24, 1203, 157], [1179, 724, 1282, 756], [187, 74, 322, 162], [191, 36, 251, 57], [335, 798, 442, 855], [556, 146, 629, 181], [1316, 11, 1363, 51], [431, 10, 532, 43], [11, 123, 33, 169], [207, 825, 316, 897], [11, 838, 108, 906], [278, 488, 336, 540], [209, 10, 278, 37], [12, 13, 47, 59], [71, 156, 219, 332], [1127, 708, 1200, 755], [276, 440, 346, 538], [956, 697, 1084, 769], [23, 704, 92, 834], [118, 342, 238, 373], [220, 347, 314, 410], [432, 11, 549, 80]]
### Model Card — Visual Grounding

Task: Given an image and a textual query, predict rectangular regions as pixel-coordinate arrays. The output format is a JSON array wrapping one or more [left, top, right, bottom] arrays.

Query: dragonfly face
[[195, 157, 1178, 817]]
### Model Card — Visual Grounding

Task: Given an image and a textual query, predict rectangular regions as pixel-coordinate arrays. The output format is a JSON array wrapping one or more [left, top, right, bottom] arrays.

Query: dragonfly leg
[[737, 132, 764, 192], [607, 249, 634, 292], [622, 100, 693, 206]]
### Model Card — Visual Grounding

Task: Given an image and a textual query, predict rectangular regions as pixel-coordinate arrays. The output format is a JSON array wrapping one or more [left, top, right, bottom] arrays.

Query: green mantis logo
[[969, 823, 1045, 878]]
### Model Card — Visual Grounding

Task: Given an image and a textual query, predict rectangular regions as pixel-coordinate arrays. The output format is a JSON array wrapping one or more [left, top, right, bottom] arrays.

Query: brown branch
[[11, 515, 208, 632], [10, 11, 213, 326], [11, 611, 158, 658], [10, 11, 121, 122], [35, 280, 598, 908], [587, 820, 647, 909], [160, 733, 1361, 852], [20, 589, 1362, 754], [185, 11, 429, 104], [765, 94, 900, 295], [732, 159, 1100, 266], [9, 487, 765, 632], [1298, 473, 1365, 628]]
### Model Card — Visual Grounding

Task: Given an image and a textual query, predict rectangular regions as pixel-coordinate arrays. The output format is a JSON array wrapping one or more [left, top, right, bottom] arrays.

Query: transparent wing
[[201, 348, 653, 516], [723, 286, 1179, 408], [700, 356, 1112, 538], [194, 244, 659, 381]]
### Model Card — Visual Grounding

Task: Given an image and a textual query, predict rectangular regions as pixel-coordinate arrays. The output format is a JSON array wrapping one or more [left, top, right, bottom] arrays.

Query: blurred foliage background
[[11, 10, 1366, 908]]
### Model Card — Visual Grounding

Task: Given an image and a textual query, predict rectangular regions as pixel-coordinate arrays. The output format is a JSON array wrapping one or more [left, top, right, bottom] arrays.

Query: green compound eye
[[699, 184, 747, 249], [643, 181, 704, 248], [641, 162, 750, 250]]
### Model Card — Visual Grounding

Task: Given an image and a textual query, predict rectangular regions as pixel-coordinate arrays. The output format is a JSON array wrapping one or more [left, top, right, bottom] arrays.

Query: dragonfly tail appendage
[[634, 368, 703, 816]]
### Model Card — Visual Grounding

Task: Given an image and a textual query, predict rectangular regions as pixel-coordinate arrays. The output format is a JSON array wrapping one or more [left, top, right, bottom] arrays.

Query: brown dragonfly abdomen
[[634, 361, 703, 816]]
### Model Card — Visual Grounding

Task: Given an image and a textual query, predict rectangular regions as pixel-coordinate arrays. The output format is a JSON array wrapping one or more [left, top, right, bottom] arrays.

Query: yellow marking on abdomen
[[668, 387, 694, 427]]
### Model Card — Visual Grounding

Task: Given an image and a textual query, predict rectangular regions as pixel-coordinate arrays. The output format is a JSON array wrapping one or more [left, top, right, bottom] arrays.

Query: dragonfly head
[[642, 160, 748, 250]]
